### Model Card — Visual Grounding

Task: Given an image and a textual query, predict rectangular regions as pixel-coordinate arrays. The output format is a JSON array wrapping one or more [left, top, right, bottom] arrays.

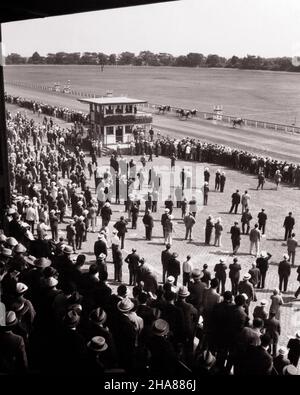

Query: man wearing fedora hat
[[230, 221, 241, 255], [256, 251, 272, 289], [273, 346, 290, 374], [142, 209, 154, 241], [278, 254, 291, 293], [125, 248, 140, 286], [11, 243, 28, 272], [146, 319, 179, 375], [187, 269, 206, 314], [176, 286, 198, 350], [229, 257, 241, 296], [85, 336, 115, 373], [253, 299, 268, 324], [94, 233, 108, 260], [238, 273, 256, 314], [0, 311, 28, 373], [214, 259, 227, 295]]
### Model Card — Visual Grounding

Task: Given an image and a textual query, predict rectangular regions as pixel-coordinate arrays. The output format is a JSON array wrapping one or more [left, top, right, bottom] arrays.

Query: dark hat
[[64, 309, 80, 327], [152, 319, 169, 336], [89, 307, 107, 324], [87, 336, 108, 352]]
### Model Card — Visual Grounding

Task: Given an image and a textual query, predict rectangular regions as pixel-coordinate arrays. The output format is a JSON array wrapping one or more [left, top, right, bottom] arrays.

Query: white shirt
[[183, 260, 193, 274]]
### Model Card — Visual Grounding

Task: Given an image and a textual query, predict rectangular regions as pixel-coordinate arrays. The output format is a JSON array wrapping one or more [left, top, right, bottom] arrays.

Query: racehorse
[[190, 109, 197, 117], [157, 105, 171, 114], [177, 109, 191, 120], [232, 118, 244, 128]]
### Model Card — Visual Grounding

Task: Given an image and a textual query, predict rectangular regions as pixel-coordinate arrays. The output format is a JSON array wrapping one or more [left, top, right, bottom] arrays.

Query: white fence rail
[[5, 80, 300, 134]]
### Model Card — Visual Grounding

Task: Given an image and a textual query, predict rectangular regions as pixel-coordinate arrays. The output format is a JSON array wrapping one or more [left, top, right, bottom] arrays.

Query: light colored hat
[[7, 208, 16, 215], [87, 336, 108, 352], [104, 202, 110, 207], [164, 208, 170, 213], [260, 251, 267, 258], [112, 229, 118, 234], [16, 283, 28, 294], [98, 253, 106, 260], [63, 245, 73, 255], [283, 253, 289, 260], [278, 346, 288, 356], [6, 237, 18, 247], [152, 319, 169, 336], [296, 331, 300, 339], [260, 299, 268, 306], [0, 234, 7, 242], [117, 298, 134, 313], [89, 308, 107, 325], [167, 276, 175, 284], [178, 286, 190, 298], [4, 311, 18, 327], [77, 201, 83, 206], [13, 243, 27, 254], [1, 248, 12, 258], [282, 365, 298, 375], [44, 277, 58, 288], [34, 257, 51, 268], [192, 268, 203, 279], [243, 273, 251, 281]]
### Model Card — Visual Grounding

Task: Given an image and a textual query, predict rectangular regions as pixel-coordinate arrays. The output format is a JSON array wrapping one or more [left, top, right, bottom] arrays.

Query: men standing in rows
[[184, 212, 196, 241], [229, 190, 241, 214], [257, 171, 265, 190], [249, 224, 261, 256], [283, 212, 295, 241], [258, 208, 267, 235], [229, 257, 241, 296], [287, 233, 298, 267], [230, 221, 241, 255], [241, 190, 250, 214], [241, 208, 252, 235], [278, 254, 291, 293], [142, 210, 154, 241], [161, 244, 172, 284]]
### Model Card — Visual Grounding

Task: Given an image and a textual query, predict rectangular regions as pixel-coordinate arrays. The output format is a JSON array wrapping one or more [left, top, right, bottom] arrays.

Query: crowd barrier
[[5, 80, 300, 134]]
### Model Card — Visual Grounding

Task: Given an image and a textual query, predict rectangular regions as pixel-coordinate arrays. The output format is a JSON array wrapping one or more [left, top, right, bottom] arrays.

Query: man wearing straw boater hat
[[238, 273, 256, 314]]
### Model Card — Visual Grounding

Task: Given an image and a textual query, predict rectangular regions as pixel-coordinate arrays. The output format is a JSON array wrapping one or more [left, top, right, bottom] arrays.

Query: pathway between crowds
[[8, 104, 300, 352]]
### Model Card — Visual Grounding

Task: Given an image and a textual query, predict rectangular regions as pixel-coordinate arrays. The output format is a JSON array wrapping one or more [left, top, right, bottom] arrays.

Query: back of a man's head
[[261, 333, 271, 348], [117, 284, 127, 297], [253, 318, 264, 330], [211, 278, 219, 289]]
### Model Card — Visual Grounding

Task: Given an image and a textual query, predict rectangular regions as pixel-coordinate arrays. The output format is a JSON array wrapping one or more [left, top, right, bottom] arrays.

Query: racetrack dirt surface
[[5, 84, 300, 164]]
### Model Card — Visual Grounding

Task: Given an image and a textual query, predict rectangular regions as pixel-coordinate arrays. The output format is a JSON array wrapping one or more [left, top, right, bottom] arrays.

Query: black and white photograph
[[0, 0, 300, 382]]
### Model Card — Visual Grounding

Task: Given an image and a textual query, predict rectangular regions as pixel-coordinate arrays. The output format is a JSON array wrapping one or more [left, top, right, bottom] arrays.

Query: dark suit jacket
[[94, 239, 108, 258], [0, 331, 28, 374]]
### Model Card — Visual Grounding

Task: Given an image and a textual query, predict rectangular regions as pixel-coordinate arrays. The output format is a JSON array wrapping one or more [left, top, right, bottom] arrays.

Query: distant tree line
[[5, 51, 300, 72]]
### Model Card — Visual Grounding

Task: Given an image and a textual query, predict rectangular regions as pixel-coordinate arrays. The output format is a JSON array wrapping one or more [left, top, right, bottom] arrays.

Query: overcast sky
[[2, 0, 300, 58]]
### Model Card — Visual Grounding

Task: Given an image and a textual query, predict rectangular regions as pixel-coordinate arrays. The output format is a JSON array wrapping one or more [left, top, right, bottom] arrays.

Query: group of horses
[[156, 104, 244, 127]]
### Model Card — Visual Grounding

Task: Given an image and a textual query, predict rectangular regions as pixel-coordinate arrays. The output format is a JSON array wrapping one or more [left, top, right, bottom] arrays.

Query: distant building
[[78, 96, 153, 146]]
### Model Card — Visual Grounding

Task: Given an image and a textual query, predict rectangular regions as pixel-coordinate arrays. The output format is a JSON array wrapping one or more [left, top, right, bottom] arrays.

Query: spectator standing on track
[[256, 251, 272, 289], [205, 215, 214, 245], [283, 212, 295, 241], [214, 259, 227, 295], [214, 218, 223, 247], [229, 190, 241, 214], [220, 172, 226, 193], [258, 208, 267, 235], [241, 208, 252, 235], [278, 254, 291, 293], [215, 169, 221, 191], [184, 212, 196, 241], [182, 255, 193, 286], [257, 171, 265, 190], [161, 243, 172, 284], [230, 221, 241, 255], [241, 190, 250, 214], [249, 224, 261, 256], [287, 233, 298, 267], [229, 257, 241, 296]]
